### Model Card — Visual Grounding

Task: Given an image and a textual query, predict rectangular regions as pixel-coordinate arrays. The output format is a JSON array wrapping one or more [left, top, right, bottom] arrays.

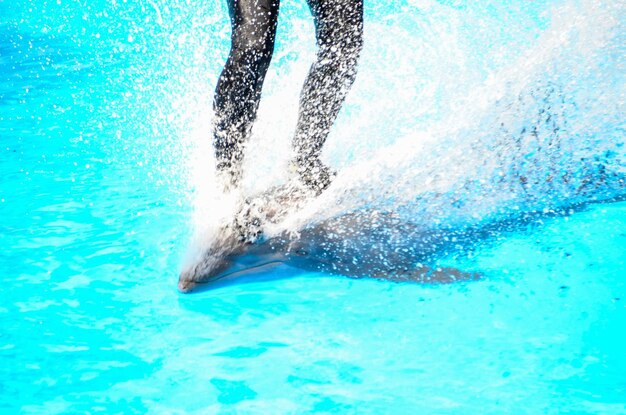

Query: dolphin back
[[275, 210, 479, 282]]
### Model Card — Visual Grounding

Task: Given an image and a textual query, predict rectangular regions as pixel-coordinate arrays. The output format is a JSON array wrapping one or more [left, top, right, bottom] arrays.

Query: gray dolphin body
[[178, 162, 625, 293], [178, 198, 481, 293]]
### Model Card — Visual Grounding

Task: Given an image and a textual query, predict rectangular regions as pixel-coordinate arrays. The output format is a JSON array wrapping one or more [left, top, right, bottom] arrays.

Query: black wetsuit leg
[[213, 0, 280, 189], [212, 0, 362, 194], [293, 0, 364, 193]]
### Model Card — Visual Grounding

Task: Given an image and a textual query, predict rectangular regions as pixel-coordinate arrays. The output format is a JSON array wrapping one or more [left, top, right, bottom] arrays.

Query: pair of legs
[[213, 0, 363, 194]]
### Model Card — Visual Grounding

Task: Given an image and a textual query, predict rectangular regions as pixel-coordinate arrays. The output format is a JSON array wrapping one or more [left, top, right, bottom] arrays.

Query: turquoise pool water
[[2, 0, 625, 413]]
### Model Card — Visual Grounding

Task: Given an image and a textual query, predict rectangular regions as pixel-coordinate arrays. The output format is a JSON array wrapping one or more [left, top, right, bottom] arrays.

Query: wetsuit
[[213, 0, 364, 194]]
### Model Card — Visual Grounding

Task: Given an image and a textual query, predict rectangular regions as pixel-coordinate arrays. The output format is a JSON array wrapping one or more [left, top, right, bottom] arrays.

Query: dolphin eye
[[295, 249, 308, 256]]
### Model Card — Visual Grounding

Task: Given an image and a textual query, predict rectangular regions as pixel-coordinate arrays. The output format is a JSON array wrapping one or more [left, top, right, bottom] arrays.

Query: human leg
[[293, 0, 364, 193], [213, 0, 280, 190]]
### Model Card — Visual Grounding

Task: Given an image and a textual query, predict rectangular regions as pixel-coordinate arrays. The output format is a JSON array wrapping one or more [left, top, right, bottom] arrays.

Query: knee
[[230, 28, 275, 71], [317, 19, 363, 67]]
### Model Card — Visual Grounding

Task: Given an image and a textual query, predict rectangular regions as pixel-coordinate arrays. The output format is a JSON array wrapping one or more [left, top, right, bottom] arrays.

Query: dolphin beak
[[177, 259, 285, 293], [178, 279, 198, 293]]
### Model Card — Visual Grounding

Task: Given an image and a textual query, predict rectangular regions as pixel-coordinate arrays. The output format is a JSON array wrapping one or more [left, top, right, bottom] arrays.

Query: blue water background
[[1, 0, 625, 413]]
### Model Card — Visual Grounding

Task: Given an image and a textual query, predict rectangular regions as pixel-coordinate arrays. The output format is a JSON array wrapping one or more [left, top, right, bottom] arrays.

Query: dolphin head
[[178, 224, 248, 292], [177, 219, 290, 293], [178, 186, 301, 293]]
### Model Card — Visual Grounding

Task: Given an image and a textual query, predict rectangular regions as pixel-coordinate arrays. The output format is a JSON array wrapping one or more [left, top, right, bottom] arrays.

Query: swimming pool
[[1, 0, 625, 413]]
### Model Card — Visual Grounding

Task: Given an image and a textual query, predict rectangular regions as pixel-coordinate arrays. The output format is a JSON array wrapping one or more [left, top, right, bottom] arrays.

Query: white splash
[[168, 0, 625, 258]]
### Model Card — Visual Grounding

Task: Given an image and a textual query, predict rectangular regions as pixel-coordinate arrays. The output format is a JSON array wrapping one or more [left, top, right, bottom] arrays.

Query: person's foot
[[232, 197, 264, 244], [290, 156, 336, 196], [229, 177, 319, 245], [215, 161, 242, 194]]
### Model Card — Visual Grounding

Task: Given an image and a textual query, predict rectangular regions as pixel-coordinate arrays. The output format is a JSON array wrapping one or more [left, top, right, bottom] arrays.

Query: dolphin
[[178, 193, 483, 293], [178, 151, 626, 293], [179, 186, 626, 294]]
